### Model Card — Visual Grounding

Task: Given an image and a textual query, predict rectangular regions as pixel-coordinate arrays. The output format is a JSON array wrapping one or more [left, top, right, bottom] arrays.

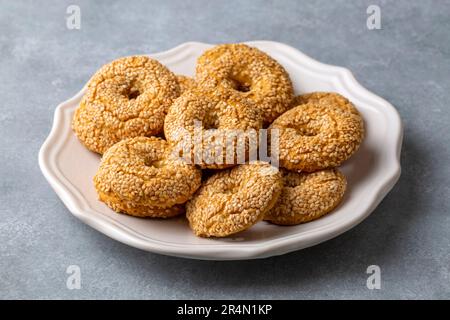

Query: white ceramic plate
[[39, 41, 402, 260]]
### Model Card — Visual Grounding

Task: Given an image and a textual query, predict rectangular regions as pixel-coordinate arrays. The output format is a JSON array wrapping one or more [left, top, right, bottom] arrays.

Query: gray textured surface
[[1, 0, 449, 299]]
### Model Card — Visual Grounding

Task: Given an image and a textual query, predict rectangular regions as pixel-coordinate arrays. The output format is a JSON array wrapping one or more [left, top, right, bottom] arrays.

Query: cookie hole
[[235, 83, 251, 93], [127, 89, 141, 100], [230, 76, 251, 93], [203, 123, 217, 130], [203, 113, 220, 130], [285, 124, 320, 137], [144, 158, 164, 168], [298, 129, 319, 136]]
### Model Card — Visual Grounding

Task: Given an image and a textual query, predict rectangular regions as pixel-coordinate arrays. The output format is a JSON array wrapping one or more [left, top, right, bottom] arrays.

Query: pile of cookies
[[72, 43, 364, 238]]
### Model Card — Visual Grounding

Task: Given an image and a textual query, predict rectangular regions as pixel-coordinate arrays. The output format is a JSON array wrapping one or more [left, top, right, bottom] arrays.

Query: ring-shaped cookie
[[73, 56, 180, 154], [94, 136, 201, 218], [196, 44, 294, 124], [164, 90, 263, 169], [186, 162, 282, 237], [270, 94, 364, 171], [265, 168, 346, 225]]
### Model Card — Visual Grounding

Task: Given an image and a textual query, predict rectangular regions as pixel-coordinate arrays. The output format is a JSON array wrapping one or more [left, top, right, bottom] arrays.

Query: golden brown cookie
[[196, 44, 294, 124], [164, 90, 263, 169], [265, 168, 346, 225], [94, 136, 201, 218], [269, 94, 364, 172], [186, 162, 282, 237], [73, 56, 180, 154]]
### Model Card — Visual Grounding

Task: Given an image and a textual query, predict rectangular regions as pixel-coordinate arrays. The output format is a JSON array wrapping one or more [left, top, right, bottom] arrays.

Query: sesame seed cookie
[[269, 95, 364, 172], [196, 44, 294, 124], [164, 90, 263, 169], [265, 168, 346, 225], [72, 56, 180, 154], [176, 75, 197, 94], [186, 162, 283, 237], [94, 136, 201, 218]]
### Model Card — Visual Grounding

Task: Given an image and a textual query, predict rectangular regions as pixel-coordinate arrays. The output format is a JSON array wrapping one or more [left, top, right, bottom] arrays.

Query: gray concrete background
[[1, 0, 449, 299]]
